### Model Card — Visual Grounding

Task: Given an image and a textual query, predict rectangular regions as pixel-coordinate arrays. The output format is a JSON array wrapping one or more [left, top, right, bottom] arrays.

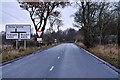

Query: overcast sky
[[0, 1, 78, 33]]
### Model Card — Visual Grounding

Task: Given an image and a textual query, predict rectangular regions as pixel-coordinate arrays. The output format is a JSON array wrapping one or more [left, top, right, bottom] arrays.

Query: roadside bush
[[27, 40, 37, 47]]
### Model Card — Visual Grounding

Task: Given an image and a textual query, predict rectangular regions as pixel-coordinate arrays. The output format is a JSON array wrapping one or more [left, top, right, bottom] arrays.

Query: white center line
[[58, 56, 60, 59], [49, 66, 54, 71]]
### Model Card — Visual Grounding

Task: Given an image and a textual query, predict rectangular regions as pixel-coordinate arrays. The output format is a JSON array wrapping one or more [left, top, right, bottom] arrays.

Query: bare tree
[[18, 1, 69, 35], [48, 11, 62, 33], [96, 2, 113, 45], [55, 18, 63, 32], [113, 2, 120, 47], [73, 2, 98, 47]]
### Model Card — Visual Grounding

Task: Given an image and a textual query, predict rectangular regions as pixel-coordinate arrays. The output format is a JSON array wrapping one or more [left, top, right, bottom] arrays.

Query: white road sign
[[6, 25, 31, 39], [37, 38, 42, 42]]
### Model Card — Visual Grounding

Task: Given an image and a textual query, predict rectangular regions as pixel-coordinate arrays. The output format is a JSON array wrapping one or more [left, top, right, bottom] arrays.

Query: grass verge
[[1, 43, 60, 64], [75, 42, 119, 69]]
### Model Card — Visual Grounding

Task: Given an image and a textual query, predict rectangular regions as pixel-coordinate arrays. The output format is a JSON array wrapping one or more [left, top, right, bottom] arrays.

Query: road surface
[[2, 43, 118, 78]]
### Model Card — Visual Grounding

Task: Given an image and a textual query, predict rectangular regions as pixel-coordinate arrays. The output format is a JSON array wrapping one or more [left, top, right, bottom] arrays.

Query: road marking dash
[[58, 56, 60, 59], [49, 66, 54, 71]]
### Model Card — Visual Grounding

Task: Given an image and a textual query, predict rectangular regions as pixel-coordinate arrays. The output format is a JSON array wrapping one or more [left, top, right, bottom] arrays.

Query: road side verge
[[75, 43, 120, 73], [1, 43, 61, 66]]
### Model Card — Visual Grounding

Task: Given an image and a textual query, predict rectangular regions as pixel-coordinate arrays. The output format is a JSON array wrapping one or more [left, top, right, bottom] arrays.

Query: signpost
[[6, 24, 31, 49], [36, 31, 43, 38], [37, 38, 42, 42], [36, 31, 43, 42], [36, 31, 43, 46], [6, 25, 31, 40], [54, 39, 57, 43]]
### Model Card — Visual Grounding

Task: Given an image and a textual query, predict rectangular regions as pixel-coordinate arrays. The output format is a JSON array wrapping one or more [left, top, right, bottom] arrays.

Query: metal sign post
[[36, 31, 43, 47], [24, 40, 26, 49], [16, 40, 18, 49], [37, 38, 42, 47]]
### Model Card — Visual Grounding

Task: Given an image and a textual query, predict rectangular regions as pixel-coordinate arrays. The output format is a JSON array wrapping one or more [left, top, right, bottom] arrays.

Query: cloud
[[1, 2, 34, 32]]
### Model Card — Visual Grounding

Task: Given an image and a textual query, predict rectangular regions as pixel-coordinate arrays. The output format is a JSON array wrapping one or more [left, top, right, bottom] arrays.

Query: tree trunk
[[117, 15, 120, 47], [99, 31, 102, 45]]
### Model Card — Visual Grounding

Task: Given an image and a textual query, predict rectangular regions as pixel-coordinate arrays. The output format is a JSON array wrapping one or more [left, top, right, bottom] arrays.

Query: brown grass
[[1, 43, 60, 63], [76, 43, 119, 69]]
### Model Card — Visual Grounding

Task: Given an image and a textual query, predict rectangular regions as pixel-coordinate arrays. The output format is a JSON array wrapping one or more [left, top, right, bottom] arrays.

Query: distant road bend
[[2, 43, 118, 78]]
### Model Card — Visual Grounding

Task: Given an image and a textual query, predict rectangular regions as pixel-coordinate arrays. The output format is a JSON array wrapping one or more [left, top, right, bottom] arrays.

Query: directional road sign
[[6, 25, 31, 39]]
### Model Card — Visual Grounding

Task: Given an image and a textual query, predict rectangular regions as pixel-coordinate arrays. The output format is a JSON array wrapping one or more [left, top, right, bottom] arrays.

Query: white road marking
[[49, 66, 54, 71], [58, 56, 60, 59]]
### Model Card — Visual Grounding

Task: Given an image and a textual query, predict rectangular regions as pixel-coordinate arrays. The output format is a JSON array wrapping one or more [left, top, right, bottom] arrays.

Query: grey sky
[[0, 1, 78, 33]]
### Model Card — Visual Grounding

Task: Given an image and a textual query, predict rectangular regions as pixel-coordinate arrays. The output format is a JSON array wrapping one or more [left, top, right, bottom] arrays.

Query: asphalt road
[[2, 43, 118, 78]]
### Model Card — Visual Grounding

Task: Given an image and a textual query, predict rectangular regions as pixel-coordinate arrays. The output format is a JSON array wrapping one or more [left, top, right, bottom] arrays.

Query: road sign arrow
[[36, 31, 43, 38]]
